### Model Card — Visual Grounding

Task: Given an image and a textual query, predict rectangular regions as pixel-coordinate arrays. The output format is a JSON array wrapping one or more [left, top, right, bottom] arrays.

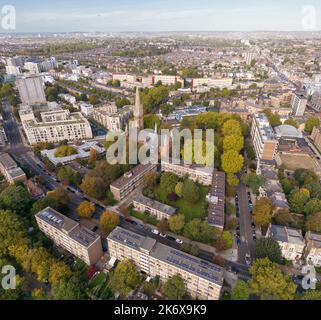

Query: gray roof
[[133, 195, 177, 216], [307, 232, 321, 248], [108, 227, 224, 285], [275, 125, 303, 139], [269, 224, 304, 245]]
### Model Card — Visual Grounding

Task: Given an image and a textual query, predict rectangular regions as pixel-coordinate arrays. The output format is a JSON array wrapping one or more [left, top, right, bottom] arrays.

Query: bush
[[54, 145, 77, 158]]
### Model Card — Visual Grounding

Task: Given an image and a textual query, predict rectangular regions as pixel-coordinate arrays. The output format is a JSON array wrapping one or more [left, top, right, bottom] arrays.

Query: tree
[[227, 173, 239, 187], [255, 237, 282, 263], [80, 176, 107, 200], [143, 172, 157, 188], [304, 199, 321, 216], [144, 114, 161, 130], [57, 166, 82, 186], [252, 198, 273, 228], [289, 188, 310, 214], [0, 185, 31, 215], [100, 210, 120, 233], [49, 262, 72, 285], [169, 214, 185, 234], [231, 280, 250, 300], [109, 259, 141, 297], [294, 169, 318, 186], [175, 182, 184, 198], [51, 278, 83, 300], [0, 210, 30, 257], [222, 120, 242, 137], [227, 218, 238, 230], [221, 150, 244, 174], [88, 148, 99, 165], [46, 187, 70, 213], [284, 118, 299, 128], [181, 243, 199, 256], [183, 219, 216, 243], [299, 290, 321, 300], [305, 116, 320, 133], [160, 172, 179, 195], [162, 275, 186, 300], [223, 135, 244, 153], [249, 258, 297, 300], [182, 179, 200, 203], [242, 172, 264, 194], [216, 231, 234, 251], [157, 218, 168, 233], [274, 209, 294, 226], [306, 212, 321, 232], [54, 145, 77, 158], [76, 201, 95, 219]]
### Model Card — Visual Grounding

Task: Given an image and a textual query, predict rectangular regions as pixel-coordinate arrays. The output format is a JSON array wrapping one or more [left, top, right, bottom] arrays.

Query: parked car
[[245, 254, 251, 266], [130, 221, 138, 226], [151, 229, 159, 235], [92, 226, 99, 232], [125, 218, 132, 223], [166, 236, 176, 242], [176, 239, 183, 245], [236, 236, 241, 245], [160, 233, 167, 238]]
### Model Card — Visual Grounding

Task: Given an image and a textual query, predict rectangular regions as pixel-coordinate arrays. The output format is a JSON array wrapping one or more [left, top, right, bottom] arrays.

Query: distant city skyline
[[4, 0, 321, 33]]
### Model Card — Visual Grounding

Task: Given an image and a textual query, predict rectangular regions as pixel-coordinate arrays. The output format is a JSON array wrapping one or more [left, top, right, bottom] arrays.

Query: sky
[[2, 0, 321, 32]]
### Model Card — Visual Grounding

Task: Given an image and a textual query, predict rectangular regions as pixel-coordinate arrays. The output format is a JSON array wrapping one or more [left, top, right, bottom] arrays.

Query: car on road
[[166, 236, 176, 242], [160, 233, 167, 238], [151, 229, 159, 235], [251, 222, 256, 229], [125, 218, 132, 223], [176, 239, 183, 245], [245, 254, 251, 266], [236, 236, 241, 245], [92, 226, 99, 232], [130, 221, 138, 226], [252, 233, 257, 241]]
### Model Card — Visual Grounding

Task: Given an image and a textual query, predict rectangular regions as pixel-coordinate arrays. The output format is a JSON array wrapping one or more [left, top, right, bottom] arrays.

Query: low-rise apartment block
[[133, 195, 177, 221], [191, 77, 233, 89], [19, 108, 93, 144], [251, 113, 278, 161], [35, 207, 103, 265], [305, 232, 321, 267], [207, 171, 226, 230], [266, 224, 305, 262], [110, 163, 157, 201], [0, 153, 27, 184], [93, 104, 132, 132], [161, 160, 214, 186], [311, 126, 321, 153], [107, 227, 224, 300]]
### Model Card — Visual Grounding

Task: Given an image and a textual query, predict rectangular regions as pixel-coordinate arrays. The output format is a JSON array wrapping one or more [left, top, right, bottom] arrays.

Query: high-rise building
[[291, 92, 307, 116], [107, 227, 224, 300], [251, 114, 278, 161], [311, 126, 321, 153], [311, 91, 321, 112], [16, 75, 46, 105], [133, 87, 144, 130]]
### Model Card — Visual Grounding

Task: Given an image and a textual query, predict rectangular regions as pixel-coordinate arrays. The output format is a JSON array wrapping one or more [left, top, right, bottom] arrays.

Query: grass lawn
[[130, 208, 158, 226], [153, 185, 209, 222], [88, 272, 107, 290]]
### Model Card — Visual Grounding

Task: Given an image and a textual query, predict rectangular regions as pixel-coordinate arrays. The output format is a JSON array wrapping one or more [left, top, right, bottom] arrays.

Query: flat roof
[[108, 227, 224, 285], [162, 159, 214, 176], [36, 207, 100, 248], [110, 163, 157, 190], [269, 224, 304, 245], [134, 195, 177, 216], [254, 113, 276, 141], [0, 153, 18, 169]]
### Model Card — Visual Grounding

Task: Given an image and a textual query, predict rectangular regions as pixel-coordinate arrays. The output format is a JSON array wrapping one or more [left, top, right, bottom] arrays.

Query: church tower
[[134, 87, 144, 130]]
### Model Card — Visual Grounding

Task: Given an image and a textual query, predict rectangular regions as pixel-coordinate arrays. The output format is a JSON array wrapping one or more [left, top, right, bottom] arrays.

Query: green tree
[[51, 278, 83, 300], [304, 199, 321, 216], [221, 150, 244, 174], [144, 172, 157, 188], [160, 172, 179, 195], [0, 185, 31, 215], [175, 182, 184, 198], [46, 187, 70, 213], [227, 173, 239, 187], [182, 179, 200, 203], [255, 237, 282, 263], [274, 209, 294, 226], [249, 258, 297, 300], [242, 172, 264, 194], [181, 243, 199, 256], [183, 219, 216, 243], [223, 135, 244, 153], [169, 214, 185, 234], [299, 290, 321, 300], [99, 210, 120, 233], [231, 280, 250, 300], [284, 118, 299, 128], [305, 116, 320, 133], [216, 231, 234, 251], [144, 114, 161, 130], [162, 275, 186, 300], [80, 176, 107, 200], [109, 259, 141, 297], [289, 188, 310, 214]]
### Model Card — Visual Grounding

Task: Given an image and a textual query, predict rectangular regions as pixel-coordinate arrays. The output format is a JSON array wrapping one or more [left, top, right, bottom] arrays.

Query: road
[[237, 181, 255, 265]]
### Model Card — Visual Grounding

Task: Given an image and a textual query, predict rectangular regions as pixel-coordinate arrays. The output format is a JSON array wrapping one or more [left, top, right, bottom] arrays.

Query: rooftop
[[0, 153, 18, 170], [269, 224, 304, 245], [275, 125, 303, 139], [254, 113, 276, 141], [108, 227, 224, 285], [134, 195, 177, 216], [36, 207, 100, 248]]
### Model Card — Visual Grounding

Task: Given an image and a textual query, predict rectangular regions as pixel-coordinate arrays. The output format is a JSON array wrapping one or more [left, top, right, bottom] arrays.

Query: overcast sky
[[2, 0, 321, 32]]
